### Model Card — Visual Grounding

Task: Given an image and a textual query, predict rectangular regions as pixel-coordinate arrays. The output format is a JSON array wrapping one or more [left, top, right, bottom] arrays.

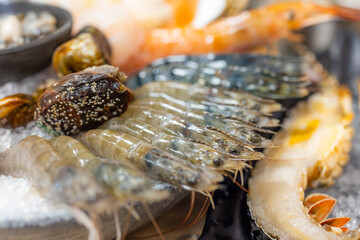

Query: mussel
[[0, 94, 36, 128], [35, 65, 130, 135], [52, 26, 111, 77]]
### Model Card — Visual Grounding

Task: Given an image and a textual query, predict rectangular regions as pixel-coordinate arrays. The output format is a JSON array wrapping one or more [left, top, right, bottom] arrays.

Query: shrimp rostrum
[[248, 84, 355, 240]]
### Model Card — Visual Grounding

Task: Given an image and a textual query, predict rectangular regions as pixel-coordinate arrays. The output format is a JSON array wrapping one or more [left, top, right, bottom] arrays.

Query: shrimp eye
[[228, 147, 240, 155], [249, 116, 260, 124], [213, 158, 224, 167], [250, 134, 261, 143]]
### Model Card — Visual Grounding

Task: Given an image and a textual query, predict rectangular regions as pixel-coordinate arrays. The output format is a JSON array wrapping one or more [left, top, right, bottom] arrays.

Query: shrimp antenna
[[70, 207, 103, 240], [142, 202, 165, 240], [124, 203, 140, 220], [170, 193, 212, 232], [114, 210, 122, 240], [181, 192, 213, 230], [224, 172, 248, 193], [121, 208, 132, 240], [172, 192, 196, 230], [205, 191, 215, 209], [127, 192, 197, 239]]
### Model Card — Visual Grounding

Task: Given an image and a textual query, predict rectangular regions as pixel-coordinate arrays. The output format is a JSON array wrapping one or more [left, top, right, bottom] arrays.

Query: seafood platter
[[1, 1, 360, 240]]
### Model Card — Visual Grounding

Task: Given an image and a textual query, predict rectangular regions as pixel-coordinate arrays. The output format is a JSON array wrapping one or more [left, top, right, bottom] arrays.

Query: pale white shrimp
[[0, 135, 114, 240], [248, 85, 355, 240]]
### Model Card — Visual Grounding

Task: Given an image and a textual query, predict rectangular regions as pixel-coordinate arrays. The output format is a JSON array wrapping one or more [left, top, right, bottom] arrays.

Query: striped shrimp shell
[[78, 129, 224, 192], [50, 135, 169, 202], [99, 117, 252, 171], [102, 105, 264, 157]]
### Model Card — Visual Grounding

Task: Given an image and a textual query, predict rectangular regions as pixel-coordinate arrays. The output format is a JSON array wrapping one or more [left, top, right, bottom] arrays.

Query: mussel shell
[[0, 94, 36, 128], [35, 71, 130, 135], [78, 26, 111, 63], [52, 26, 111, 77]]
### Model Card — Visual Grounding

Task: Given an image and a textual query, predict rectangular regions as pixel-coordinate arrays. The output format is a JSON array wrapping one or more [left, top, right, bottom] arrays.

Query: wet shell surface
[[34, 65, 130, 135]]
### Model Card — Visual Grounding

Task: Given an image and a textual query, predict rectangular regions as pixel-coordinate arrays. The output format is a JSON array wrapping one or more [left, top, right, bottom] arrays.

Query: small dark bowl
[[0, 1, 72, 83]]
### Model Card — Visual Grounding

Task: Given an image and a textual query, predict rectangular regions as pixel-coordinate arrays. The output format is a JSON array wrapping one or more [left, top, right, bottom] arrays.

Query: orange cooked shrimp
[[36, 1, 360, 74], [34, 0, 199, 71], [121, 2, 360, 73]]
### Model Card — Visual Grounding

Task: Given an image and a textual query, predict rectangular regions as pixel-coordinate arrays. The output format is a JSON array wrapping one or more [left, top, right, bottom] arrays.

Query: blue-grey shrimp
[[131, 97, 276, 135], [130, 53, 318, 99], [131, 92, 280, 127], [78, 129, 224, 193], [98, 118, 253, 173], [0, 136, 113, 240], [133, 81, 283, 114], [128, 99, 273, 147], [101, 105, 267, 155]]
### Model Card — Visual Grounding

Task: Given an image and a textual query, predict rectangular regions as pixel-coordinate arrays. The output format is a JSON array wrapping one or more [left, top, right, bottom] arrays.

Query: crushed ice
[[307, 94, 360, 230], [0, 68, 72, 227]]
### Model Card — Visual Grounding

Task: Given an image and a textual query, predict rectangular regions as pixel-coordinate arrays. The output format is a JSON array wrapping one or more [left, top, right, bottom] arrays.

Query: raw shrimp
[[130, 98, 275, 149], [78, 129, 223, 192], [124, 2, 360, 73], [131, 97, 275, 134], [0, 136, 113, 240], [101, 105, 268, 154], [248, 85, 354, 240], [0, 135, 110, 207], [133, 81, 282, 114], [132, 92, 279, 127], [42, 1, 360, 73], [98, 118, 252, 172], [130, 53, 315, 99], [50, 135, 169, 202]]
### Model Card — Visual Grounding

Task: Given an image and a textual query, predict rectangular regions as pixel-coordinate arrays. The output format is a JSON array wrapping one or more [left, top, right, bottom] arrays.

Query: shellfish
[[35, 65, 130, 135], [248, 83, 354, 240], [44, 1, 360, 74], [52, 26, 112, 77]]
